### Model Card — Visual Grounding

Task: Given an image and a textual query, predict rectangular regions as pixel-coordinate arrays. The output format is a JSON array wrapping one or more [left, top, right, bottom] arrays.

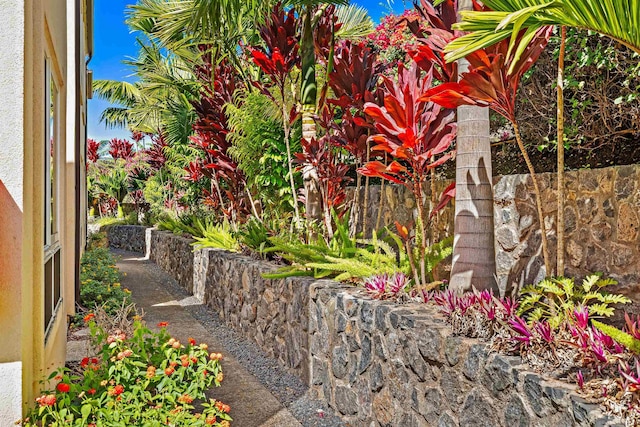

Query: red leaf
[[431, 182, 455, 218]]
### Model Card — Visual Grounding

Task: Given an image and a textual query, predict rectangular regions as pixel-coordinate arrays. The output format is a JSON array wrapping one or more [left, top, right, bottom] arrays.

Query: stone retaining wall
[[147, 230, 195, 292], [309, 284, 619, 426], [350, 164, 640, 299], [195, 247, 313, 384], [105, 225, 147, 254], [108, 226, 622, 426]]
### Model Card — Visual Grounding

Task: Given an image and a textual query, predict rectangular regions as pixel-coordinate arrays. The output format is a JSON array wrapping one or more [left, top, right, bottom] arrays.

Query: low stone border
[[107, 225, 622, 426]]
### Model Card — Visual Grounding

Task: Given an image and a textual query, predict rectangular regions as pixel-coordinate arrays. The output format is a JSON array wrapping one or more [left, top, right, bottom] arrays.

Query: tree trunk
[[449, 57, 498, 293], [556, 26, 566, 277], [513, 121, 552, 276], [281, 94, 301, 223], [300, 10, 322, 231]]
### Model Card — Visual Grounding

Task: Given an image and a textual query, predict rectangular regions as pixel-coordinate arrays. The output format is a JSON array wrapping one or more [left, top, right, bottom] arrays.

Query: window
[[44, 58, 62, 337]]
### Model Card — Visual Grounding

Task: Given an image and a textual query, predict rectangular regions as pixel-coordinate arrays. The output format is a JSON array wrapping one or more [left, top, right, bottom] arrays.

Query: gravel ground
[[133, 254, 346, 427]]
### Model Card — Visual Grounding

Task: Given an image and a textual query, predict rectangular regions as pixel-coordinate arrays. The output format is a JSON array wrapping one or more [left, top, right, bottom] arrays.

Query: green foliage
[[87, 232, 108, 250], [191, 220, 239, 252], [227, 91, 299, 214], [518, 274, 631, 329], [237, 217, 272, 255], [79, 248, 131, 316], [519, 28, 640, 152], [592, 320, 640, 354], [262, 215, 411, 281], [24, 316, 231, 426]]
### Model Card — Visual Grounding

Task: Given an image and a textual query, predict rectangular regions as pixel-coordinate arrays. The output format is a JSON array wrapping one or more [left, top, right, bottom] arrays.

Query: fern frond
[[588, 303, 615, 317]]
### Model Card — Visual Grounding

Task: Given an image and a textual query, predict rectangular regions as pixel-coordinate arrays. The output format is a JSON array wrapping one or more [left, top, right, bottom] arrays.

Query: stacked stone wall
[[105, 225, 147, 254], [108, 225, 623, 426], [350, 164, 640, 299]]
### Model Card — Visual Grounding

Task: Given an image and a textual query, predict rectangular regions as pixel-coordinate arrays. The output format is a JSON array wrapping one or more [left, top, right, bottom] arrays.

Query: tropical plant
[[443, 0, 640, 65], [592, 320, 640, 355], [87, 138, 101, 163], [424, 26, 554, 276], [262, 214, 409, 281], [409, 0, 498, 293], [246, 3, 302, 222], [191, 220, 240, 252], [328, 40, 384, 235], [364, 272, 411, 300], [358, 61, 456, 288], [227, 91, 298, 216], [291, 1, 373, 230], [294, 119, 352, 240], [517, 274, 631, 329]]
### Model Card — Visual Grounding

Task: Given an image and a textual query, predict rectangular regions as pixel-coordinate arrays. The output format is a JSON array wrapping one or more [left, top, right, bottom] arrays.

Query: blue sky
[[88, 0, 410, 141]]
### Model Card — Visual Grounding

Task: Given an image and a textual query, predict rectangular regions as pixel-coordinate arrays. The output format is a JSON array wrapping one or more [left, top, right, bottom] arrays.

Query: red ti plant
[[190, 53, 248, 223], [246, 3, 301, 223], [358, 62, 456, 287], [294, 107, 352, 239], [108, 138, 134, 160], [144, 132, 167, 171], [422, 27, 554, 275], [328, 41, 385, 234], [87, 138, 101, 163]]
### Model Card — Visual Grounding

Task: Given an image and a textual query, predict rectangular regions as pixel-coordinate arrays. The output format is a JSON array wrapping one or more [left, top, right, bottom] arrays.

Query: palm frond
[[445, 0, 640, 64], [334, 4, 374, 39]]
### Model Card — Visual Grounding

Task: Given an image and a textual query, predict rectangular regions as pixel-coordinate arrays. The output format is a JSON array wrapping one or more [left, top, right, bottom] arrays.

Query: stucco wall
[[350, 164, 640, 299]]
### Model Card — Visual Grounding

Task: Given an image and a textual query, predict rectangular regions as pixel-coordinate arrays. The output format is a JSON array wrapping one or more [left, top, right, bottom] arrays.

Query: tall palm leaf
[[444, 0, 640, 65]]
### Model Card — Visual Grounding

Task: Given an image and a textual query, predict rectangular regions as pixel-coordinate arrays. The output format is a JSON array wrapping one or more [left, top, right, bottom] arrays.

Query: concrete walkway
[[116, 250, 305, 427], [69, 249, 346, 427]]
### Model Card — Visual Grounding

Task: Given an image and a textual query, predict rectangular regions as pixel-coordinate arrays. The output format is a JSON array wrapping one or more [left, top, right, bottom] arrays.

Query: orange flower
[[188, 337, 196, 346], [216, 401, 231, 413], [36, 394, 56, 407], [56, 383, 70, 393], [157, 322, 169, 328], [109, 384, 124, 396], [83, 313, 95, 323], [80, 357, 90, 368], [165, 367, 175, 376], [216, 372, 224, 383], [172, 341, 181, 349], [146, 366, 156, 378], [87, 388, 96, 395], [178, 394, 194, 404], [205, 415, 216, 425], [209, 352, 223, 361]]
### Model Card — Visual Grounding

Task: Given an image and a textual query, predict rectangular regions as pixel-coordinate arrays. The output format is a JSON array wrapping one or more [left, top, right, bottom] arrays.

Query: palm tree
[[419, 0, 498, 292], [444, 0, 640, 64], [287, 1, 372, 228], [93, 40, 199, 147]]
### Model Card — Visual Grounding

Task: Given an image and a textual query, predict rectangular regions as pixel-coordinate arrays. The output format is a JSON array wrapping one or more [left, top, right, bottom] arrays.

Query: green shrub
[[23, 316, 232, 426], [517, 274, 631, 329], [79, 248, 130, 316]]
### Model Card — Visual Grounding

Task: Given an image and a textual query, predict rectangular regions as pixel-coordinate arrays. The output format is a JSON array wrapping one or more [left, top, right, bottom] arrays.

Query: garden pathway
[[107, 249, 345, 427]]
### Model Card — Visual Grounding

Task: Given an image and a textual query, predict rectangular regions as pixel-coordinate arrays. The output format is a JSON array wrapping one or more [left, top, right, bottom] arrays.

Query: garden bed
[[107, 225, 623, 426]]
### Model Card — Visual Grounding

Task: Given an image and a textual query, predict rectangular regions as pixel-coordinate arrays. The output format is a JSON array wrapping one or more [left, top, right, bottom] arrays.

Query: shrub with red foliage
[[87, 139, 101, 163], [108, 138, 134, 160], [189, 50, 248, 221]]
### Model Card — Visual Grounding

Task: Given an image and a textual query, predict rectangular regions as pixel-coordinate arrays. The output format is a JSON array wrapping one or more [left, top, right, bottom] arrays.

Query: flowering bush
[[22, 319, 232, 426], [79, 248, 131, 317]]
